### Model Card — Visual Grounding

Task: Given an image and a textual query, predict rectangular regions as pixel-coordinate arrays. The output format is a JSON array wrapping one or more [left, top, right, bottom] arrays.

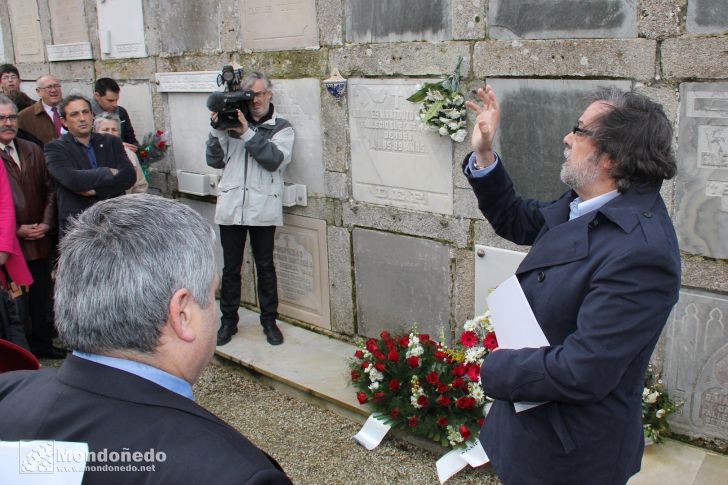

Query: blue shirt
[[73, 137, 97, 168], [73, 351, 194, 400]]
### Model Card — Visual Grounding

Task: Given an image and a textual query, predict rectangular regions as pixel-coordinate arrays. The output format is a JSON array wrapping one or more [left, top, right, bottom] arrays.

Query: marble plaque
[[489, 0, 637, 39], [474, 245, 526, 315], [157, 0, 221, 54], [96, 0, 147, 59], [349, 78, 454, 215], [687, 0, 728, 34], [272, 79, 324, 194], [485, 78, 631, 202], [274, 215, 330, 329], [675, 83, 728, 259], [354, 228, 451, 339], [50, 0, 90, 44], [345, 0, 452, 43], [47, 43, 93, 61], [168, 92, 217, 176], [8, 0, 45, 63], [240, 0, 319, 51], [155, 71, 219, 93], [0, 24, 5, 63], [175, 198, 225, 276], [119, 84, 155, 141], [663, 289, 728, 441]]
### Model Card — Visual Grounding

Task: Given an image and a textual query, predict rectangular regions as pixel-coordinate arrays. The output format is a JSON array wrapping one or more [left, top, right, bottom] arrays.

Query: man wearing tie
[[18, 75, 64, 146]]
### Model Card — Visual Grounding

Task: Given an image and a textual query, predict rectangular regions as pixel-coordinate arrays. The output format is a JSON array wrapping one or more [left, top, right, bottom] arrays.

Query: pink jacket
[[0, 161, 32, 287]]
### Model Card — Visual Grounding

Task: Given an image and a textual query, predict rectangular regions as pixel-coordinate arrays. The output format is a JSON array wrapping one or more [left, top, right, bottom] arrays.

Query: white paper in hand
[[353, 414, 391, 450]]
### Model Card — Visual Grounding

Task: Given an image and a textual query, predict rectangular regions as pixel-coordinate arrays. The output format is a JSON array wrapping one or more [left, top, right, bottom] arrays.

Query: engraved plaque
[[155, 71, 219, 93], [240, 0, 319, 51], [489, 0, 637, 39], [675, 83, 728, 259], [96, 0, 147, 59], [274, 215, 330, 329], [50, 0, 90, 44], [47, 43, 93, 62], [271, 79, 324, 194], [118, 84, 155, 142], [8, 0, 45, 63], [349, 78, 453, 215], [0, 24, 6, 63], [157, 0, 221, 54], [664, 289, 728, 441], [345, 0, 452, 43], [167, 92, 216, 175]]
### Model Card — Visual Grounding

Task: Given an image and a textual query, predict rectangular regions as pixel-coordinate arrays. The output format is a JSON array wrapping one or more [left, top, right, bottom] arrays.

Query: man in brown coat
[[18, 75, 63, 146], [0, 95, 63, 359]]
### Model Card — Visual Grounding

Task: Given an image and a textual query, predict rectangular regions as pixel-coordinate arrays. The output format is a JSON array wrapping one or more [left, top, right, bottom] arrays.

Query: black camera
[[207, 65, 254, 130]]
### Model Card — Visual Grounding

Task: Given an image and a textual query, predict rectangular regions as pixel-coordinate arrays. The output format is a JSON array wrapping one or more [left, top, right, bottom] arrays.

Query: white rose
[[656, 409, 666, 419], [450, 129, 467, 143], [438, 126, 449, 136], [368, 381, 380, 391]]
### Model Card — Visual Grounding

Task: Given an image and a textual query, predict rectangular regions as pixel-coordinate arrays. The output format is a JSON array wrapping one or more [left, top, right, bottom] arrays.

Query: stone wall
[[1, 0, 726, 446]]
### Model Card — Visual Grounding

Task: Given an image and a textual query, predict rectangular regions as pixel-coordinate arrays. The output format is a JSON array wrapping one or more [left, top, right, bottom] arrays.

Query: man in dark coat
[[0, 195, 293, 484], [0, 64, 35, 112], [92, 77, 139, 147], [464, 86, 680, 484], [44, 95, 135, 237]]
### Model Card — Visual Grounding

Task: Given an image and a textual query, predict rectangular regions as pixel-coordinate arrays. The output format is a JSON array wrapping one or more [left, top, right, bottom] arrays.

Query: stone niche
[[488, 0, 637, 39], [663, 289, 728, 442], [156, 0, 221, 54], [687, 0, 728, 34], [7, 0, 45, 63], [47, 0, 92, 61], [485, 78, 631, 202], [349, 78, 454, 215], [96, 0, 147, 59], [675, 82, 728, 260], [239, 0, 318, 51], [354, 228, 451, 340], [345, 0, 452, 43]]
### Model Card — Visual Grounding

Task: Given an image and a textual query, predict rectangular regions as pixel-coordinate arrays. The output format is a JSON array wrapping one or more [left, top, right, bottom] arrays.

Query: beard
[[560, 148, 601, 190]]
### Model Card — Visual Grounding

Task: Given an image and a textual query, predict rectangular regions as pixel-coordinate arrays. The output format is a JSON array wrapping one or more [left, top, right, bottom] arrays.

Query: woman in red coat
[[0, 159, 32, 289]]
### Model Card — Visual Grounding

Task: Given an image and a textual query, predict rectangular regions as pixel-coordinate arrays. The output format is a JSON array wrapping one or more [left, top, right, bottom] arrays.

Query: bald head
[[36, 75, 62, 106]]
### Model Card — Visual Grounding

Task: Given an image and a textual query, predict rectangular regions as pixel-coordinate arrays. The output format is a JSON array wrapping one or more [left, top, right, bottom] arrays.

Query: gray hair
[[242, 71, 272, 91], [55, 194, 217, 354], [0, 94, 18, 113], [93, 111, 121, 132]]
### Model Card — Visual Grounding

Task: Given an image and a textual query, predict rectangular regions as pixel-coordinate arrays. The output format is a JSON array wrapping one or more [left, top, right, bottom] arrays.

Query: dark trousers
[[17, 258, 55, 353], [219, 224, 278, 328]]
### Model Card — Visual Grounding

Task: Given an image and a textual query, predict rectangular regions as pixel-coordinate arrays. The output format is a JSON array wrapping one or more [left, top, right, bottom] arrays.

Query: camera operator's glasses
[[251, 90, 269, 99]]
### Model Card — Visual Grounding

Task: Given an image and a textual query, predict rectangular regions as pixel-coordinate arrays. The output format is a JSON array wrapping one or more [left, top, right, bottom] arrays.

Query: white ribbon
[[352, 414, 392, 450], [436, 439, 489, 484]]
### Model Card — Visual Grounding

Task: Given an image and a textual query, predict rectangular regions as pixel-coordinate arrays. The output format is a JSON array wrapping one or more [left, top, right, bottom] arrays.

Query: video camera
[[206, 65, 254, 130]]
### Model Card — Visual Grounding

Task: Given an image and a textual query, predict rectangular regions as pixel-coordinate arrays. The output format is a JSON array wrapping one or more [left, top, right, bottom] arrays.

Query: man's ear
[[166, 288, 196, 343]]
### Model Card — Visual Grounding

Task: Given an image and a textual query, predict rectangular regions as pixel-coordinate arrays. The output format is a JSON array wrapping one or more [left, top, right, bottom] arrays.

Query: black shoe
[[216, 324, 238, 346], [33, 346, 67, 359], [262, 323, 283, 345]]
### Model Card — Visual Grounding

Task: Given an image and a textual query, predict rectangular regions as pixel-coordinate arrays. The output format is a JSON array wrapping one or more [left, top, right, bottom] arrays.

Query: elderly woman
[[93, 112, 147, 194]]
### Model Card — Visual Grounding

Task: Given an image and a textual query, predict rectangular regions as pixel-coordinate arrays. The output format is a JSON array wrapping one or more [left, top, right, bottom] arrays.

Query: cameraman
[[206, 71, 294, 347]]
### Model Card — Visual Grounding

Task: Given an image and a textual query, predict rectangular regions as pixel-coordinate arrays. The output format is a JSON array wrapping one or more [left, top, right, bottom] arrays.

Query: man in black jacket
[[0, 195, 293, 484], [91, 77, 139, 148]]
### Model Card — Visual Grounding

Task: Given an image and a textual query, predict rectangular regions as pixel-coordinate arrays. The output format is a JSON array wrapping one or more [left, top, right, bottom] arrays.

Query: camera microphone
[[206, 92, 228, 113]]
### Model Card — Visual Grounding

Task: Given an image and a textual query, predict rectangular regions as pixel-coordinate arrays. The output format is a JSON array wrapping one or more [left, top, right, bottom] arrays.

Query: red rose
[[460, 330, 478, 347], [380, 330, 391, 340], [387, 349, 399, 362], [406, 356, 419, 368], [356, 392, 367, 404], [354, 350, 364, 358], [407, 416, 418, 427], [483, 331, 499, 350], [390, 407, 400, 419], [435, 350, 447, 360], [436, 395, 451, 406], [426, 371, 439, 385], [465, 363, 480, 381], [388, 378, 400, 391], [451, 377, 465, 388], [459, 424, 471, 440], [437, 416, 448, 427], [373, 351, 386, 360], [398, 336, 409, 347], [452, 364, 465, 377], [417, 395, 428, 407], [360, 361, 369, 369], [139, 150, 148, 158], [437, 383, 449, 393], [419, 334, 430, 343], [156, 140, 166, 148], [373, 391, 385, 402], [456, 396, 475, 409], [478, 416, 485, 426], [366, 339, 378, 353], [351, 370, 360, 380], [374, 362, 385, 371], [155, 130, 163, 136], [385, 339, 396, 350]]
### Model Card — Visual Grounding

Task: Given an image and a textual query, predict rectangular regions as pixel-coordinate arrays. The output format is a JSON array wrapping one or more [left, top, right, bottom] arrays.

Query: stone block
[[662, 38, 728, 80], [488, 0, 637, 39], [483, 78, 631, 201], [687, 0, 728, 34], [474, 39, 656, 80], [348, 78, 454, 215], [452, 0, 486, 40], [155, 54, 229, 74], [474, 220, 532, 253], [317, 0, 344, 46], [284, 196, 340, 226], [94, 57, 158, 81], [637, 0, 682, 40], [454, 187, 485, 221], [331, 42, 471, 77], [325, 171, 348, 199], [343, 202, 470, 248], [96, 0, 147, 59], [146, 169, 169, 195], [681, 256, 728, 295], [354, 228, 452, 339], [119, 83, 155, 140], [663, 288, 728, 441], [48, 61, 94, 81], [345, 0, 452, 43], [327, 226, 355, 335], [240, 0, 319, 51], [674, 82, 728, 259], [0, 22, 6, 64], [8, 0, 45, 63], [321, 83, 349, 173], [155, 0, 221, 55], [452, 248, 475, 339]]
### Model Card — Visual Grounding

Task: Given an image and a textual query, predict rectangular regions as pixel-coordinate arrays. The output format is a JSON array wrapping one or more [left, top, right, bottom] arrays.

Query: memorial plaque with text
[[489, 0, 637, 39], [157, 0, 220, 54], [687, 0, 728, 34], [274, 215, 330, 329], [8, 0, 45, 63], [345, 0, 452, 43], [354, 228, 451, 340], [675, 83, 728, 259], [0, 24, 5, 63], [349, 78, 453, 215], [663, 289, 728, 441], [272, 79, 324, 194], [486, 78, 631, 202], [48, 0, 92, 61], [168, 92, 216, 176], [240, 0, 318, 51], [97, 0, 147, 59], [119, 84, 155, 141]]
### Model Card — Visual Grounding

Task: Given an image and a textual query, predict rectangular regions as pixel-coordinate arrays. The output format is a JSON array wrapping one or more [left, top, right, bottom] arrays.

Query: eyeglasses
[[251, 90, 269, 99], [0, 115, 19, 122], [1, 75, 19, 81], [38, 84, 61, 90], [572, 126, 594, 137]]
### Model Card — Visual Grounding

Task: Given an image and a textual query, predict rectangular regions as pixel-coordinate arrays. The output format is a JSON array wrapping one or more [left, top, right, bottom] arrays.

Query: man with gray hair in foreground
[[0, 194, 292, 484]]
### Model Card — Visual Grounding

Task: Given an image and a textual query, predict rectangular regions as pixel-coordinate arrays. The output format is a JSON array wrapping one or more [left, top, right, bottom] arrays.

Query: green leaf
[[406, 89, 428, 103], [422, 100, 444, 122]]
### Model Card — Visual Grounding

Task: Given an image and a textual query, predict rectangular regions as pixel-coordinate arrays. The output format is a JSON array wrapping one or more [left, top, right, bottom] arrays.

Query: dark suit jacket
[[0, 355, 293, 484], [465, 158, 680, 485], [44, 132, 135, 236], [18, 100, 57, 145]]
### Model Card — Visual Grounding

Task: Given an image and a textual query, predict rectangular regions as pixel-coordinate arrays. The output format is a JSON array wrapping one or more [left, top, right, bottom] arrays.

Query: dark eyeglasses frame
[[572, 125, 594, 137]]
